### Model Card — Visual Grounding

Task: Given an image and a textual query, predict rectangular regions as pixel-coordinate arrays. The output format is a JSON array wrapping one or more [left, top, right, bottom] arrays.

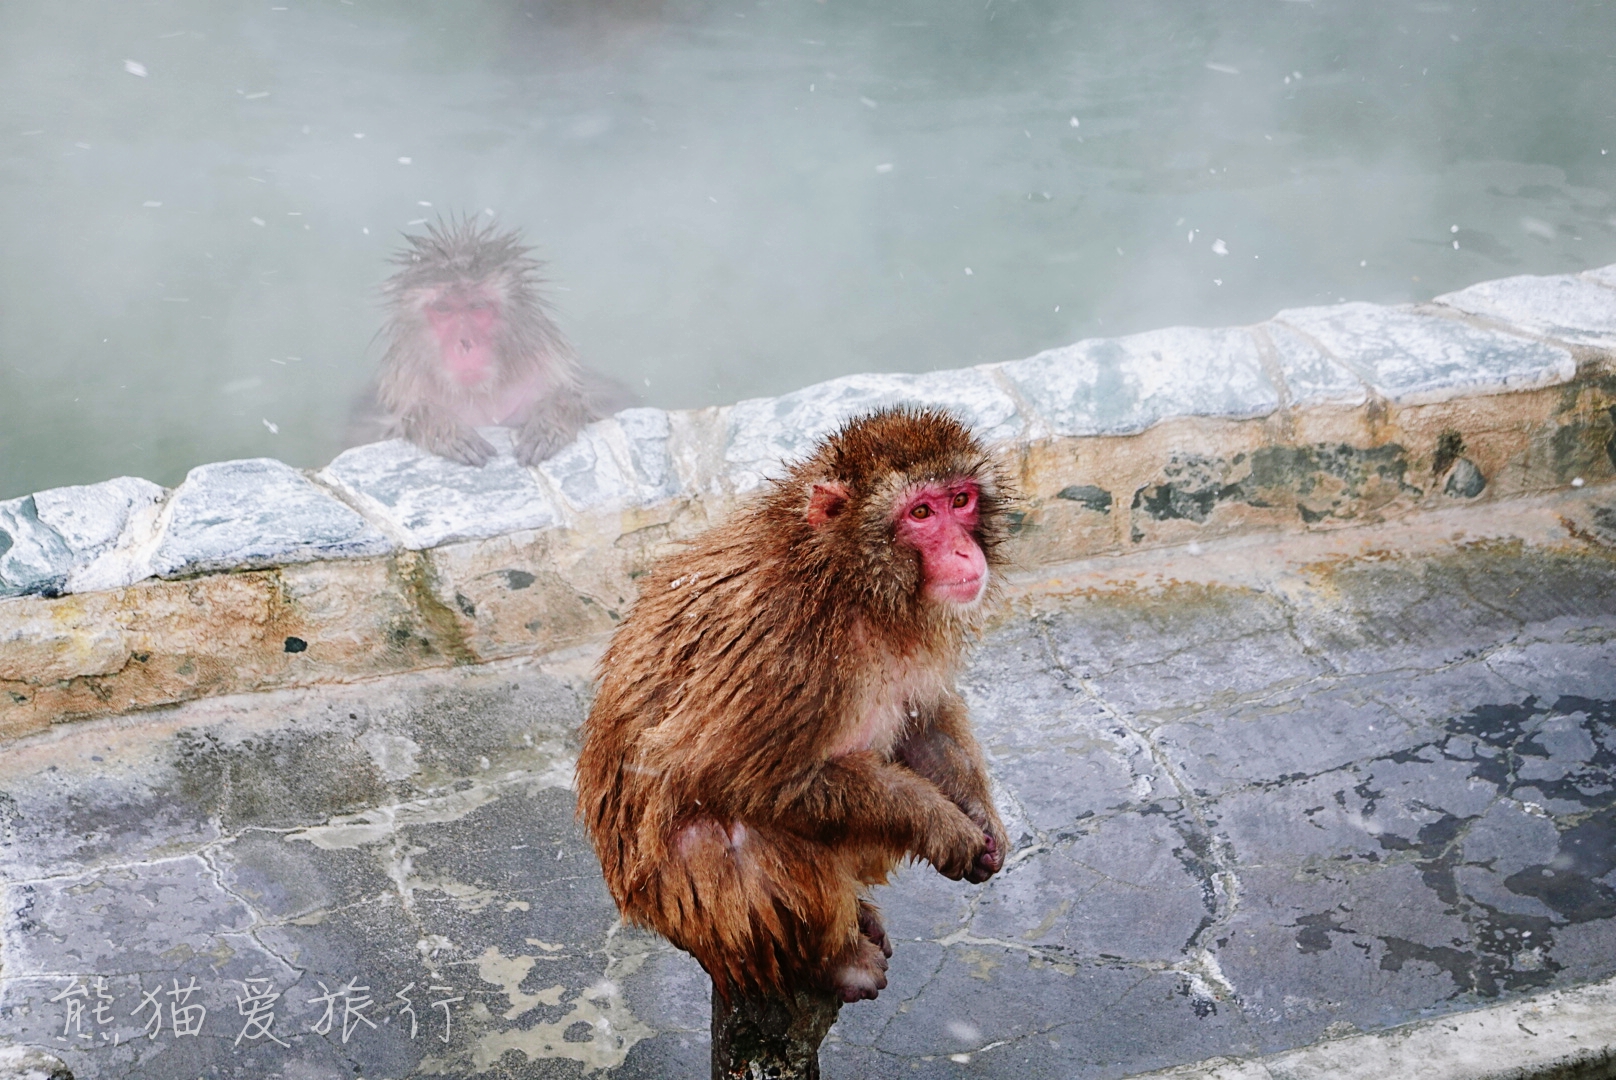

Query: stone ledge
[[1122, 972, 1616, 1080], [4, 267, 1616, 741]]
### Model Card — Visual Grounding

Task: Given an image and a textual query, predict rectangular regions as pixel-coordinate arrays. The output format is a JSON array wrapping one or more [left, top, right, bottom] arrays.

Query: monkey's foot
[[829, 937, 889, 1003], [966, 830, 1003, 884], [857, 899, 893, 959]]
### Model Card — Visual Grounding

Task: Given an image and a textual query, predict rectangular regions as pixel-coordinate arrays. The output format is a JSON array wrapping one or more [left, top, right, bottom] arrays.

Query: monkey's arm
[[895, 694, 1008, 883], [763, 751, 994, 882], [397, 403, 497, 467]]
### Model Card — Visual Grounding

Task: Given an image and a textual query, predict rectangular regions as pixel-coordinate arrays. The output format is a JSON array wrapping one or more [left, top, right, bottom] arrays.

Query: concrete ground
[[2, 488, 1615, 1080]]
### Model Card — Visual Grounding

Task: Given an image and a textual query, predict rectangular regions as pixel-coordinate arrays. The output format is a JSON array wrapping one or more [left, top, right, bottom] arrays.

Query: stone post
[[710, 985, 842, 1080]]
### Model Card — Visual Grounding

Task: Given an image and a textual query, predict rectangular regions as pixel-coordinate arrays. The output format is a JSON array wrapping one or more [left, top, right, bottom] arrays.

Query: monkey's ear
[[805, 481, 850, 528]]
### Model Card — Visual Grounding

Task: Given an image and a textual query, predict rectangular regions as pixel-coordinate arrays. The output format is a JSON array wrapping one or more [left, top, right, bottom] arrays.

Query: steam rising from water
[[1, 0, 1613, 497]]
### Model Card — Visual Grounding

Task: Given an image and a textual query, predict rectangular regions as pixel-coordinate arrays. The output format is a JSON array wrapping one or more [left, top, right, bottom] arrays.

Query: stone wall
[[4, 268, 1616, 742]]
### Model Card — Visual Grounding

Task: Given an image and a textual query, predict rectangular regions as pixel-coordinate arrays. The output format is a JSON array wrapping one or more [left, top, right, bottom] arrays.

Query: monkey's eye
[[951, 491, 971, 509], [910, 504, 932, 520]]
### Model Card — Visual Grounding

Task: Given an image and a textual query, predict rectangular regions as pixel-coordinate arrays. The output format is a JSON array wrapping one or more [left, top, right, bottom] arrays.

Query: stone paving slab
[[1130, 972, 1616, 1080], [2, 488, 1613, 1079]]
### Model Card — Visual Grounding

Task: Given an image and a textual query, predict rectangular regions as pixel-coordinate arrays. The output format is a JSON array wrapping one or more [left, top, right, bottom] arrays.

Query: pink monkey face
[[423, 289, 501, 387], [892, 481, 988, 606]]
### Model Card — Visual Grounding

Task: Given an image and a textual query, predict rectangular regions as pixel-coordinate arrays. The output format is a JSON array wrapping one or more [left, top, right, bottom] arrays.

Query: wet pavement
[[2, 489, 1614, 1079]]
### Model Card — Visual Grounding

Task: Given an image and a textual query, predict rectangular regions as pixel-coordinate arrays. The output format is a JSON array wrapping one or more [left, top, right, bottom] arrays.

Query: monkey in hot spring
[[351, 218, 630, 466]]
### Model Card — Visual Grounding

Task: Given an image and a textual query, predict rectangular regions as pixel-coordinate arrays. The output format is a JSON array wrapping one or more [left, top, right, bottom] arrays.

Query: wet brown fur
[[575, 408, 1013, 1000], [356, 218, 628, 466]]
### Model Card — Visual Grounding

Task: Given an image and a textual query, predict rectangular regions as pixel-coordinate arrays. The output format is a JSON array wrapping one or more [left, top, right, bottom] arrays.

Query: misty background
[[2, 0, 1614, 499]]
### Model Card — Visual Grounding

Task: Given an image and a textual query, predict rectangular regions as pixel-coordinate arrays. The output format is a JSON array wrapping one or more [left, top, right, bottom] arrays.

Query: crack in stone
[[1032, 619, 1246, 1011]]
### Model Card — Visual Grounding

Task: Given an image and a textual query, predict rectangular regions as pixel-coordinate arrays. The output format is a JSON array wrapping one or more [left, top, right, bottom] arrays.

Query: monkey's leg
[[395, 404, 497, 466], [894, 694, 1009, 883], [656, 819, 888, 1003], [857, 898, 893, 959]]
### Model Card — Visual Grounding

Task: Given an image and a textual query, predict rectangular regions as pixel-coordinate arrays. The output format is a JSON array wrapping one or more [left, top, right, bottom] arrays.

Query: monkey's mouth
[[928, 573, 986, 605], [446, 342, 495, 385]]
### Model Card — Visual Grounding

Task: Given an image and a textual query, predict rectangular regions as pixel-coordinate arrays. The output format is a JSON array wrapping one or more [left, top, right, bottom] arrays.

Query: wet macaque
[[359, 219, 629, 466], [576, 408, 1012, 1003]]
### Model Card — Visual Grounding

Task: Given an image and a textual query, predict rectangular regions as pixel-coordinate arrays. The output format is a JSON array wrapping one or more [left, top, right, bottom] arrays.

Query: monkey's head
[[786, 407, 1011, 624], [384, 218, 547, 388]]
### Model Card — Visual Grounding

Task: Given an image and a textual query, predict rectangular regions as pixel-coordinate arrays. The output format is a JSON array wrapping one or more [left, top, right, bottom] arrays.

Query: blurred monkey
[[350, 218, 630, 465]]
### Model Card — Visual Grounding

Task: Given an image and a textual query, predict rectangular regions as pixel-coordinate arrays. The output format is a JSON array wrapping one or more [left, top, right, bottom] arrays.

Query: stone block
[[19, 475, 172, 595], [420, 533, 624, 662], [320, 429, 561, 550], [1437, 272, 1616, 348], [537, 408, 682, 513], [1259, 322, 1368, 407], [1583, 263, 1616, 290], [997, 325, 1280, 438], [150, 458, 392, 577], [724, 367, 1025, 491], [32, 476, 165, 560], [0, 495, 72, 598], [1275, 302, 1575, 404]]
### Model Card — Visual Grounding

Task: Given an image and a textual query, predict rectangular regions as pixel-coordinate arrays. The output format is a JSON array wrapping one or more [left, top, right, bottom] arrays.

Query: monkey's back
[[576, 506, 854, 909]]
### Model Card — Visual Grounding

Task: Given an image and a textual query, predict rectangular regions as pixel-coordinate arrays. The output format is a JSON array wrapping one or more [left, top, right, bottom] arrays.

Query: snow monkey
[[575, 407, 1012, 1003], [360, 218, 628, 466]]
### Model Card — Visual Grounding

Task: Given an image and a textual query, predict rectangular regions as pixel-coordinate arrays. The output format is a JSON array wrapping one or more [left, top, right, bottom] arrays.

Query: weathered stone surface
[[1259, 322, 1368, 407], [724, 367, 1025, 490], [0, 1046, 73, 1080], [1125, 973, 1616, 1080], [418, 532, 626, 662], [0, 496, 72, 599], [1117, 441, 1428, 548], [32, 476, 165, 561], [997, 326, 1281, 438], [538, 409, 682, 513], [0, 556, 474, 743], [1583, 264, 1616, 291], [1437, 271, 1616, 347], [147, 458, 392, 578], [1274, 302, 1576, 404], [319, 429, 562, 550], [5, 496, 1614, 1078], [20, 477, 173, 596]]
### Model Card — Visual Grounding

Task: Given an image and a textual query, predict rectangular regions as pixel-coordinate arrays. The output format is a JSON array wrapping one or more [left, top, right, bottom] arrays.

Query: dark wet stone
[[1444, 458, 1487, 498], [1123, 442, 1427, 539], [1056, 484, 1113, 513]]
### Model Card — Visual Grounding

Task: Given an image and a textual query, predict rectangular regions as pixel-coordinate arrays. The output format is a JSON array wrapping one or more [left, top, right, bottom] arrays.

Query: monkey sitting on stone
[[575, 407, 1012, 1004], [350, 218, 631, 467]]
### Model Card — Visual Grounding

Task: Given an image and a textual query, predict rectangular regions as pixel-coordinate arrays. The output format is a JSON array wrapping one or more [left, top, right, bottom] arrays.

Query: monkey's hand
[[961, 802, 1009, 884], [514, 398, 589, 466], [399, 406, 497, 467], [922, 804, 1002, 883]]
